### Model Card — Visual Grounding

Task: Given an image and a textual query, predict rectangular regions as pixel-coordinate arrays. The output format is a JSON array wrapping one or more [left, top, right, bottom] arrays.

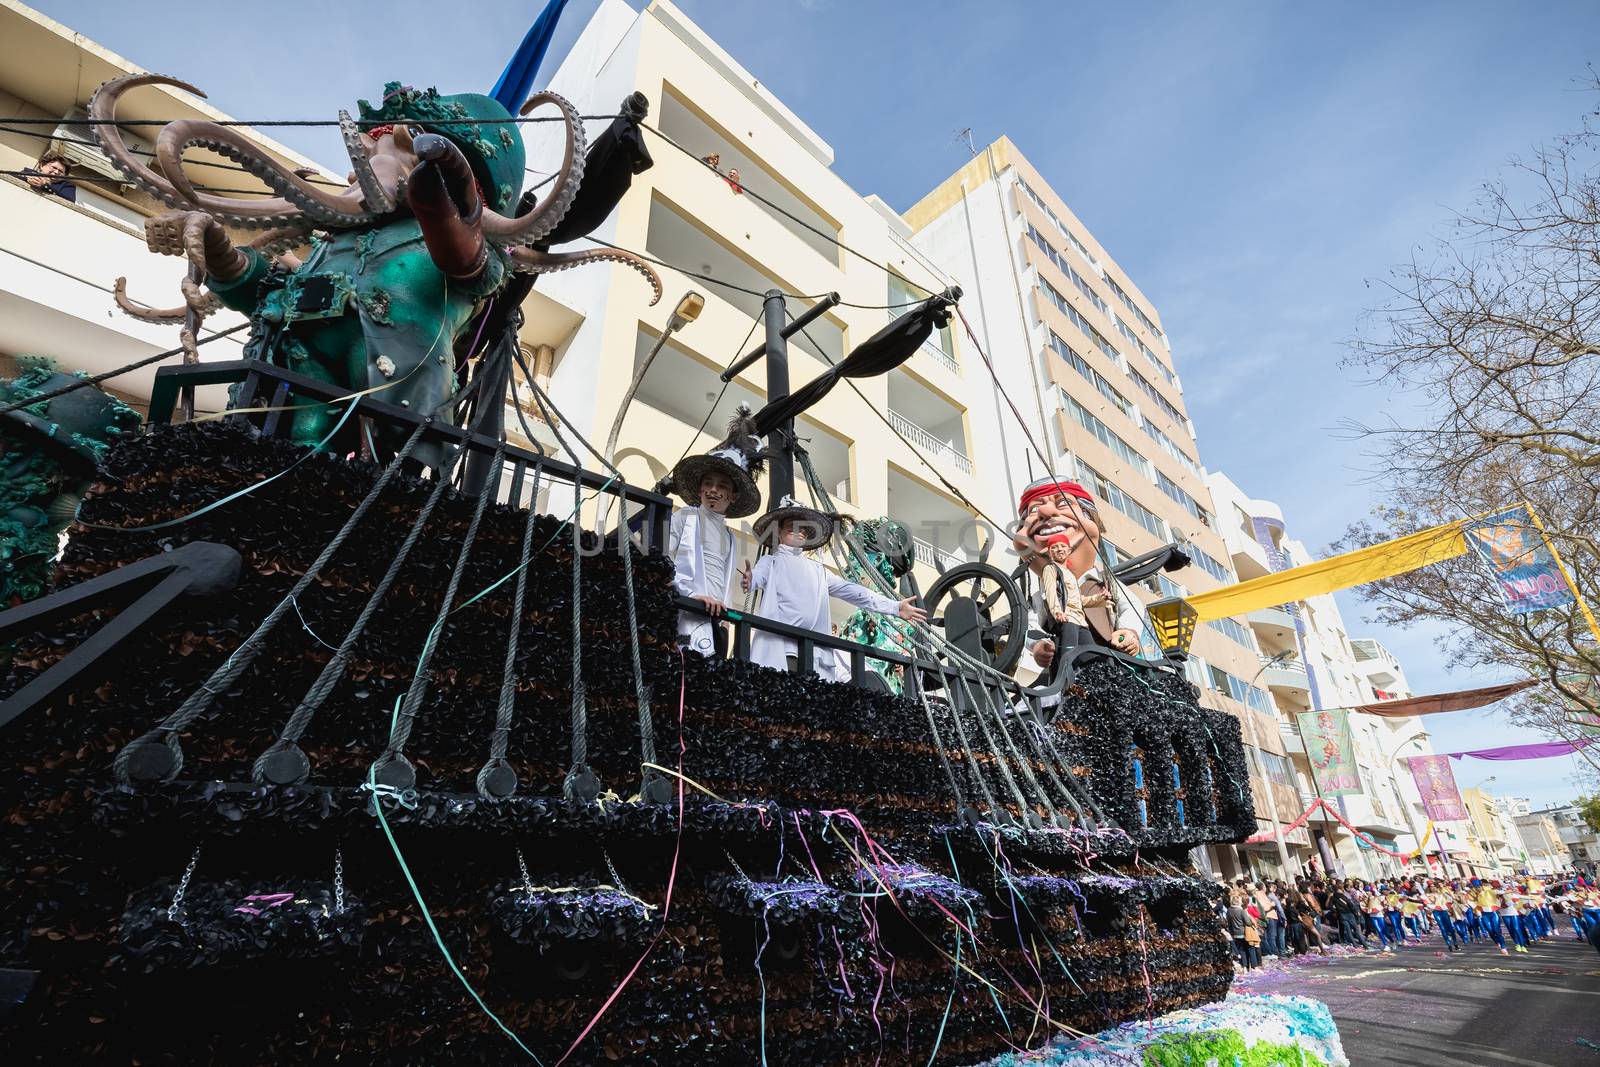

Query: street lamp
[[1236, 649, 1297, 878], [1148, 597, 1198, 662], [603, 290, 706, 466], [1383, 731, 1439, 875]]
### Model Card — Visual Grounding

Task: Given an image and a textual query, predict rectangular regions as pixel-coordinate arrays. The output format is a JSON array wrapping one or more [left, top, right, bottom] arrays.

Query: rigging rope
[[112, 418, 430, 784], [478, 463, 544, 798], [519, 365, 665, 799], [371, 436, 508, 787], [252, 440, 470, 785]]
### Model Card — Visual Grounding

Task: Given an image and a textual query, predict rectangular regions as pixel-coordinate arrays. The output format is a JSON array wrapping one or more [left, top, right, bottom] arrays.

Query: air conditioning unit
[[46, 108, 151, 185]]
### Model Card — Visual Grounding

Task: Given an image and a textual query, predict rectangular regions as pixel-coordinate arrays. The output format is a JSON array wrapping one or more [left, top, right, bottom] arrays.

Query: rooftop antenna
[[955, 127, 978, 156]]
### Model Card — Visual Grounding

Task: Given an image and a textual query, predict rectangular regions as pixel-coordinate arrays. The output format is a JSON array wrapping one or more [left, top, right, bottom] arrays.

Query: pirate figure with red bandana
[[1012, 476, 1144, 679]]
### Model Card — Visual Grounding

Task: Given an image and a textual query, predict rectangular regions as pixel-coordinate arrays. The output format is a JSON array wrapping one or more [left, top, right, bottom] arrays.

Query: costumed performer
[[667, 406, 764, 656], [741, 496, 926, 680]]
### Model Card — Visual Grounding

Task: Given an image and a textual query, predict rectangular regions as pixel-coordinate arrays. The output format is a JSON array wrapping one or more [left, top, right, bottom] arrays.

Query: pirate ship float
[[0, 69, 1257, 1067]]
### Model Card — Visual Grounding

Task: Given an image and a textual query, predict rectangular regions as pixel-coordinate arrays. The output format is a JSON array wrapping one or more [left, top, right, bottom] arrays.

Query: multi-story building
[[1461, 788, 1518, 878], [0, 0, 332, 415], [1201, 473, 1445, 878], [534, 0, 990, 606], [1513, 811, 1574, 875], [903, 143, 1304, 878], [1530, 803, 1600, 876]]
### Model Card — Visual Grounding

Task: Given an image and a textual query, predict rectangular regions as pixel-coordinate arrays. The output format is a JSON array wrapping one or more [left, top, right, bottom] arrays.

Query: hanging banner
[[1351, 677, 1535, 718], [1295, 708, 1362, 796], [1405, 754, 1469, 821], [1185, 518, 1468, 623], [1462, 504, 1575, 614], [1443, 736, 1597, 761], [1557, 674, 1600, 734]]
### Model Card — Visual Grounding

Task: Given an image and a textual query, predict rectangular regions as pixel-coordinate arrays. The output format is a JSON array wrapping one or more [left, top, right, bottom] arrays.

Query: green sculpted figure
[[94, 75, 660, 465]]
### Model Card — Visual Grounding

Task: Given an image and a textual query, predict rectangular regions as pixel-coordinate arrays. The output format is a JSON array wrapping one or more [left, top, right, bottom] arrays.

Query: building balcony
[[1261, 655, 1311, 698], [1247, 605, 1295, 637], [917, 335, 959, 376], [912, 536, 965, 571], [886, 407, 972, 475], [0, 175, 249, 411], [654, 87, 844, 269], [1278, 720, 1305, 754]]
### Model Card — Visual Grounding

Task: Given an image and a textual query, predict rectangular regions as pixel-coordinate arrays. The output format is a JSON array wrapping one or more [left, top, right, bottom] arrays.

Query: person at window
[[22, 152, 76, 202]]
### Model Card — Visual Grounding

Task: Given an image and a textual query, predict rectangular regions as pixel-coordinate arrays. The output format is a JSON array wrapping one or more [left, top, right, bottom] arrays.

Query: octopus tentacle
[[155, 119, 373, 228], [112, 224, 310, 322], [112, 277, 220, 323], [339, 110, 397, 216], [507, 246, 662, 306], [481, 91, 586, 247], [89, 73, 311, 229]]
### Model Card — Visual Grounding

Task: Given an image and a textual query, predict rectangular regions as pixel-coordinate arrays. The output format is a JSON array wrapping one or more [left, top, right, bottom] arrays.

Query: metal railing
[[1260, 653, 1307, 674], [920, 337, 959, 375], [887, 408, 973, 474], [912, 536, 965, 571]]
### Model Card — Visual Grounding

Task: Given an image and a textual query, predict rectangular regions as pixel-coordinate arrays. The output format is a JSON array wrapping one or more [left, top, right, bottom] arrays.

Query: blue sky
[[41, 0, 1600, 806]]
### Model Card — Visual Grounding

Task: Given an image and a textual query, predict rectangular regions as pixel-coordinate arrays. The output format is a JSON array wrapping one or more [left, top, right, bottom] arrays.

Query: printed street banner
[[1295, 708, 1361, 796], [1462, 504, 1575, 615], [1404, 754, 1469, 821]]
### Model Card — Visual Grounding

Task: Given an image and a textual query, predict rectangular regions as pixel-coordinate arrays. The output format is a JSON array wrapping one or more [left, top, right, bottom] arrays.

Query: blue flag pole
[[489, 0, 574, 111]]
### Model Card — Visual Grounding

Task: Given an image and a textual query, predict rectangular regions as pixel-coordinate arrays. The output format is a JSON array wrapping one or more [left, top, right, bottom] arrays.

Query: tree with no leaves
[[1339, 77, 1600, 789]]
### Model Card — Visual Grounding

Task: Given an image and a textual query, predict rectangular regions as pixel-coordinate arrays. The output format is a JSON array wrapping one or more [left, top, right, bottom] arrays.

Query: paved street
[[1236, 936, 1600, 1065]]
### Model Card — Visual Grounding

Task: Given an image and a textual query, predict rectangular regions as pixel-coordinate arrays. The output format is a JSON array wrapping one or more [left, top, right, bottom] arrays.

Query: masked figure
[[1012, 476, 1144, 675]]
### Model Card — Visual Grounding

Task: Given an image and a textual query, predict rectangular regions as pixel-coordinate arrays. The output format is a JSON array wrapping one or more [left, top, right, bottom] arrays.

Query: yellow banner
[[1186, 519, 1470, 623]]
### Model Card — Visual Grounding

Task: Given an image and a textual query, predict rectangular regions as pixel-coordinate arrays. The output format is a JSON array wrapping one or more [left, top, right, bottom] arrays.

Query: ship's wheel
[[922, 562, 1027, 677]]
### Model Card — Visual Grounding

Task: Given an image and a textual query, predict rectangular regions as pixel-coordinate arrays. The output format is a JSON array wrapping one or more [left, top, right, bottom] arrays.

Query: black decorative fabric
[[0, 422, 1253, 1064]]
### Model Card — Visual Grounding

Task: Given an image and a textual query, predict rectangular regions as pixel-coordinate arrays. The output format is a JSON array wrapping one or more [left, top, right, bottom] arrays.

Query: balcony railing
[[920, 337, 959, 374], [912, 536, 965, 571], [887, 409, 973, 475]]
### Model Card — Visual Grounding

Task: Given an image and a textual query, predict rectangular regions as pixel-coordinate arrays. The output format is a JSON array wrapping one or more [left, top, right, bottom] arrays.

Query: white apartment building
[[0, 0, 332, 413], [530, 0, 998, 604], [1531, 804, 1599, 876], [903, 142, 1308, 880], [1204, 471, 1463, 879]]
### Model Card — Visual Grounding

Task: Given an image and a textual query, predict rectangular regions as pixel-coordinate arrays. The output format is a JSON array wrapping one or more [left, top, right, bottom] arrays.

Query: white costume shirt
[[747, 545, 898, 680], [668, 505, 737, 655], [1027, 565, 1146, 662]]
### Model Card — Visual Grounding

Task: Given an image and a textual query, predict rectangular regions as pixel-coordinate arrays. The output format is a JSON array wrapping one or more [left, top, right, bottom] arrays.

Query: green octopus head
[[358, 83, 527, 214]]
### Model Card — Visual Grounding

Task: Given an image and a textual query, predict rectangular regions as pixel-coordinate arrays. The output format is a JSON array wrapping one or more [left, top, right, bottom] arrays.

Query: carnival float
[[0, 58, 1266, 1067]]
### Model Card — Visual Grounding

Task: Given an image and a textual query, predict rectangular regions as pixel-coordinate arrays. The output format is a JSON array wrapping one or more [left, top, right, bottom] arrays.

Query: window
[[1114, 315, 1177, 386], [1105, 271, 1164, 341], [1060, 392, 1151, 479], [1073, 457, 1168, 540], [1154, 470, 1215, 527], [1128, 366, 1188, 430], [1259, 751, 1295, 788], [1205, 616, 1256, 650], [1047, 330, 1132, 418], [1140, 416, 1202, 477], [1025, 224, 1110, 316], [1017, 177, 1103, 274], [889, 273, 954, 359], [1187, 546, 1233, 584]]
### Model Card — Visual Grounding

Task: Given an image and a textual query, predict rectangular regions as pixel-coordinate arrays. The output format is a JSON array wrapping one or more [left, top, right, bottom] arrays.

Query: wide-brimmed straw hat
[[752, 494, 845, 550], [669, 405, 766, 518]]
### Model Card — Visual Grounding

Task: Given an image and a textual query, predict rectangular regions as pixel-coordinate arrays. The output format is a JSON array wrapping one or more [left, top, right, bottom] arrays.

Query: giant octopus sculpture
[[93, 73, 661, 465]]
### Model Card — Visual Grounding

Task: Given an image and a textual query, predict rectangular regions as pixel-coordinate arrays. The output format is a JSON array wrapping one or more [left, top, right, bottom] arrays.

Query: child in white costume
[[741, 496, 926, 679], [667, 408, 764, 656]]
